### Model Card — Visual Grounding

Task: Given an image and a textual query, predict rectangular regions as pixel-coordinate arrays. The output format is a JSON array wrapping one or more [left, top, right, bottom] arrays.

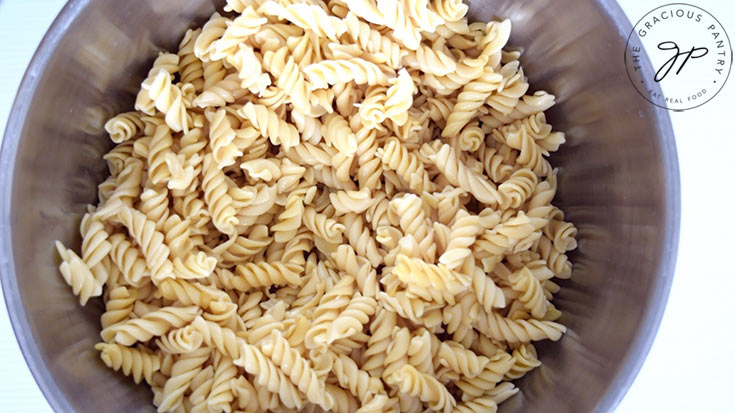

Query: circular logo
[[625, 3, 732, 111]]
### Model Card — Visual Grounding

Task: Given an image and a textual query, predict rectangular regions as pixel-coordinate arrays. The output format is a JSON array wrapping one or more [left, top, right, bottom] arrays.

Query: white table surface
[[1, 1, 733, 411]]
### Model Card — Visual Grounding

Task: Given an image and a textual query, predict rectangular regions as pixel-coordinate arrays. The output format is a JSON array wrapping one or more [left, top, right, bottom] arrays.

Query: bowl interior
[[1, 0, 679, 411]]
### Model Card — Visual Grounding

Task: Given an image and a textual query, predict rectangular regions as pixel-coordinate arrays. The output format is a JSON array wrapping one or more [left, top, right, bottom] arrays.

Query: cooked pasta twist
[[472, 265, 506, 312], [373, 0, 422, 50], [143, 70, 188, 133], [238, 102, 299, 150], [135, 53, 179, 115], [475, 212, 536, 256], [260, 330, 333, 410], [357, 85, 387, 128], [344, 12, 404, 69], [171, 251, 217, 280], [428, 143, 505, 207], [377, 137, 433, 194], [333, 352, 385, 402], [505, 343, 541, 380], [442, 291, 480, 345], [393, 254, 468, 304], [190, 316, 241, 360], [339, 213, 384, 268], [431, 0, 468, 22], [228, 44, 271, 95], [384, 68, 414, 125], [330, 188, 374, 215], [234, 341, 304, 409], [104, 111, 143, 143], [271, 190, 307, 243], [481, 90, 556, 128], [476, 310, 566, 344], [59, 4, 577, 411], [80, 213, 112, 280], [231, 376, 259, 413], [206, 108, 241, 169], [510, 266, 548, 319], [303, 206, 345, 244], [212, 6, 266, 60], [377, 292, 428, 324], [194, 73, 249, 108], [177, 28, 204, 92], [158, 347, 210, 412], [360, 308, 396, 377], [193, 12, 228, 62], [438, 210, 483, 271], [305, 276, 355, 350], [472, 19, 512, 64], [323, 113, 358, 156], [327, 293, 377, 343], [546, 217, 578, 253], [452, 393, 498, 413], [537, 235, 572, 278], [117, 205, 173, 283], [94, 343, 161, 385], [404, 41, 457, 76], [326, 383, 360, 413], [100, 286, 137, 330], [304, 58, 390, 90], [437, 340, 490, 378], [442, 66, 503, 137], [422, 56, 486, 96], [234, 261, 303, 291], [201, 153, 238, 234], [157, 278, 229, 308], [207, 355, 238, 412], [456, 350, 514, 400], [163, 214, 196, 259], [260, 2, 346, 41], [263, 47, 311, 113], [379, 326, 410, 379], [487, 61, 529, 115], [107, 305, 200, 346], [147, 125, 175, 187], [385, 364, 456, 413], [155, 325, 203, 354], [331, 244, 378, 298]]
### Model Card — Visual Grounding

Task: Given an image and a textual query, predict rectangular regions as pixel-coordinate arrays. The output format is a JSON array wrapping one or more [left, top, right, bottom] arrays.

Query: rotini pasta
[[94, 343, 161, 385], [57, 4, 576, 412], [304, 58, 391, 90]]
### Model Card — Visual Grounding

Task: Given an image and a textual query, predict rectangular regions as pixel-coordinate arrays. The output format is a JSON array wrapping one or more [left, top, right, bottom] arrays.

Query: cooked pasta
[[94, 343, 161, 385], [55, 3, 577, 411]]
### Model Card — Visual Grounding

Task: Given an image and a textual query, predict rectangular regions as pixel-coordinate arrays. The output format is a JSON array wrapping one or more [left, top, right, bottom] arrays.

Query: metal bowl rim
[[0, 0, 681, 411]]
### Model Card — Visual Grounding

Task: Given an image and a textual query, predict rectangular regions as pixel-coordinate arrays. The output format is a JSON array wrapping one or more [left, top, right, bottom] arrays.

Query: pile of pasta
[[54, 0, 578, 412]]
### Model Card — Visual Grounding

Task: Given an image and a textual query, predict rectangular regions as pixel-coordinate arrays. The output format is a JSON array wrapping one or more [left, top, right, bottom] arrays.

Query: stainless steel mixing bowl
[[0, 0, 680, 411]]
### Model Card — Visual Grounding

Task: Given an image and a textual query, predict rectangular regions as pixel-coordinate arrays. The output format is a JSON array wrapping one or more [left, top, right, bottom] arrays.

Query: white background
[[0, 1, 733, 411]]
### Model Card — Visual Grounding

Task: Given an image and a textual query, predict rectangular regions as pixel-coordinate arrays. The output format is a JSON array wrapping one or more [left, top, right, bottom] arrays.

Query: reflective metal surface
[[0, 0, 679, 412]]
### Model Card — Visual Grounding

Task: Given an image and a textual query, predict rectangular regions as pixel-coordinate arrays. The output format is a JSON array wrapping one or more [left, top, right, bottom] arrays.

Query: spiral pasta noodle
[[106, 305, 200, 346], [104, 111, 144, 143], [344, 12, 404, 69], [238, 102, 300, 150], [385, 364, 455, 413], [262, 47, 311, 114], [143, 70, 189, 133], [260, 330, 333, 409], [94, 343, 161, 385], [116, 205, 173, 283], [304, 58, 390, 90], [158, 347, 210, 412], [56, 4, 577, 412]]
